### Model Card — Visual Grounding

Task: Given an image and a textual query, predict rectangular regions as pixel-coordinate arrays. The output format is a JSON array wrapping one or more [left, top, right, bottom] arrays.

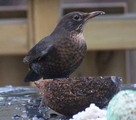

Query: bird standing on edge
[[23, 11, 105, 82]]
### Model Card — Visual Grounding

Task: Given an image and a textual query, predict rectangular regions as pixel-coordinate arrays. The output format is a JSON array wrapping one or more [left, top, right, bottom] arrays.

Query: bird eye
[[73, 15, 81, 21]]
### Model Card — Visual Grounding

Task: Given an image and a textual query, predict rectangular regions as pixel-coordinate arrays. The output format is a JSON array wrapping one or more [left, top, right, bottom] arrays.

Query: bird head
[[53, 11, 105, 34]]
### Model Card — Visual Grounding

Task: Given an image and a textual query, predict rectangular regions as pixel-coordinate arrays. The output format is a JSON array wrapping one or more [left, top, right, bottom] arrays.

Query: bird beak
[[86, 11, 105, 19]]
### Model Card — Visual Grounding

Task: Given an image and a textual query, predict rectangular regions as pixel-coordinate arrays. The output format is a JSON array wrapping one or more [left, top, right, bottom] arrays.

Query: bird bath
[[0, 86, 69, 120], [0, 84, 136, 120]]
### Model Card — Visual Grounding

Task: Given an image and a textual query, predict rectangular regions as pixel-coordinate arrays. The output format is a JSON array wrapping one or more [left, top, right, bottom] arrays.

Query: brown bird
[[23, 11, 105, 82]]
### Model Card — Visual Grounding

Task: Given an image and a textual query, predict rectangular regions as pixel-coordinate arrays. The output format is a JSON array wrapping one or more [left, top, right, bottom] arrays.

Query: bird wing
[[23, 36, 54, 63]]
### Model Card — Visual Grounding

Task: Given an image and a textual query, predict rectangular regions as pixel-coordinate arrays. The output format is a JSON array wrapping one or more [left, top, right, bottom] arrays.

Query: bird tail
[[24, 70, 42, 82]]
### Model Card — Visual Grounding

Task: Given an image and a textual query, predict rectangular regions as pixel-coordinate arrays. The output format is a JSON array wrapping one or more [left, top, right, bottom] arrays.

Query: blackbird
[[23, 11, 105, 82]]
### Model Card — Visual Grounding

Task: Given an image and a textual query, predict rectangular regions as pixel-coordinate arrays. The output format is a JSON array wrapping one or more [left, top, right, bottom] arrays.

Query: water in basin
[[0, 85, 69, 120]]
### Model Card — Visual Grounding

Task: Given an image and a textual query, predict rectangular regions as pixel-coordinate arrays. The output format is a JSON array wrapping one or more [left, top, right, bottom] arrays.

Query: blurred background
[[0, 0, 136, 86]]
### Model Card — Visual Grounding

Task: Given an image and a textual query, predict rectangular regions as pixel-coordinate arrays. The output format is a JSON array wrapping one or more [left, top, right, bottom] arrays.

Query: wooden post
[[28, 0, 60, 48]]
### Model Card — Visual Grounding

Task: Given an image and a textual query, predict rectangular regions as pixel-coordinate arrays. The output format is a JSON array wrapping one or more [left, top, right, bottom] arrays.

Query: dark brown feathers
[[23, 11, 104, 82]]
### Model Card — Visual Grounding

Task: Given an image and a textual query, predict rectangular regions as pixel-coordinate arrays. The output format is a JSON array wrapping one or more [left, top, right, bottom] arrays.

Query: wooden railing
[[0, 0, 136, 86]]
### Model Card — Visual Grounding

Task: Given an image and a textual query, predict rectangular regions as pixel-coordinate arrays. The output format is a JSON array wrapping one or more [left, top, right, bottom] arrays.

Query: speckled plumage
[[23, 11, 105, 82]]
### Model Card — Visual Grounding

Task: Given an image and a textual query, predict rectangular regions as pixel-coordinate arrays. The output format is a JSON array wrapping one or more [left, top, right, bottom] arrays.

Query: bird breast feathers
[[71, 33, 84, 41]]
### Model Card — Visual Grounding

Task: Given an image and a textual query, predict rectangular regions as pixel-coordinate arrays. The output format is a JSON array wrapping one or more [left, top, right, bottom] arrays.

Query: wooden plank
[[28, 0, 60, 47], [0, 6, 27, 11], [27, 0, 35, 49], [61, 2, 127, 9], [126, 50, 136, 84], [84, 18, 136, 50], [0, 19, 27, 55], [0, 56, 29, 87]]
